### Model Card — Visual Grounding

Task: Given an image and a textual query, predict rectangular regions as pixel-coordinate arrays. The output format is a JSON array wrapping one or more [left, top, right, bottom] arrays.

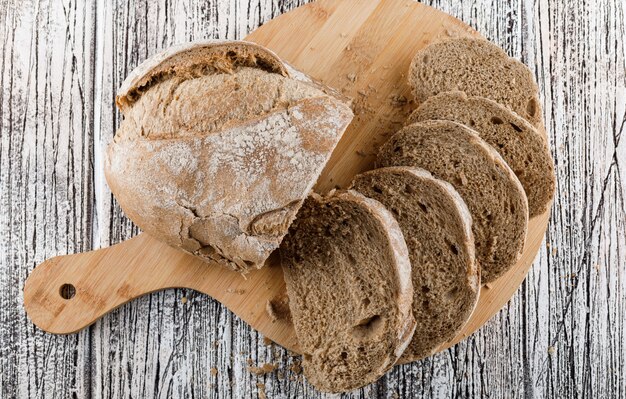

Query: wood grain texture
[[1, 0, 625, 398]]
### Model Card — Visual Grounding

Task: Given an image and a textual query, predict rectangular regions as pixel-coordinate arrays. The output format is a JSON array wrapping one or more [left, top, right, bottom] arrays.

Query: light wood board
[[23, 0, 550, 355]]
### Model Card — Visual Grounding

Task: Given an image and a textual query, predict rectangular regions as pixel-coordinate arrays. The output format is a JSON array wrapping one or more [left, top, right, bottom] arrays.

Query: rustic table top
[[1, 0, 624, 398]]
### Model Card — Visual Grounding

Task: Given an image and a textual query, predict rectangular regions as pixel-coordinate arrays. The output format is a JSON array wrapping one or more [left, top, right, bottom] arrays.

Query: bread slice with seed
[[378, 120, 528, 283], [409, 38, 542, 128], [350, 166, 479, 362], [280, 190, 415, 392], [407, 91, 555, 217]]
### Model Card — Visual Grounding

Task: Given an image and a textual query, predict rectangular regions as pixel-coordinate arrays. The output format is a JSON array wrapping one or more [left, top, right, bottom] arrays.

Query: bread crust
[[378, 120, 528, 283], [409, 38, 543, 128], [281, 190, 415, 392], [351, 166, 479, 362], [106, 41, 353, 272], [408, 91, 555, 217]]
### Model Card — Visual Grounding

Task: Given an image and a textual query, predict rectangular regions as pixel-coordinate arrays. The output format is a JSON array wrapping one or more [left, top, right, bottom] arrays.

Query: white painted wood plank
[[0, 0, 624, 398], [0, 0, 96, 398]]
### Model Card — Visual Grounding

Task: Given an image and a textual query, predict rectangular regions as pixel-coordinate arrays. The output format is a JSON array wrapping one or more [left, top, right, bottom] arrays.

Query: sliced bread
[[350, 166, 479, 362], [280, 190, 415, 392], [378, 120, 528, 283], [409, 38, 542, 128], [407, 91, 555, 217]]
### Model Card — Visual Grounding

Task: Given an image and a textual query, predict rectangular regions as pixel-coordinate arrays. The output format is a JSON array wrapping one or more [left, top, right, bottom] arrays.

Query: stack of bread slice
[[281, 37, 554, 392]]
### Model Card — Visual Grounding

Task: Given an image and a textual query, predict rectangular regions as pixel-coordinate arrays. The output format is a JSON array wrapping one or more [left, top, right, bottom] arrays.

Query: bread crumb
[[445, 29, 458, 37], [356, 150, 368, 157], [181, 296, 188, 304], [484, 283, 493, 289], [247, 358, 254, 366], [210, 367, 218, 376], [263, 336, 273, 346], [266, 293, 291, 322], [347, 72, 357, 83], [248, 363, 278, 375], [213, 340, 220, 348], [257, 383, 267, 399], [389, 94, 408, 107], [548, 346, 557, 355], [226, 288, 246, 295], [290, 360, 302, 374]]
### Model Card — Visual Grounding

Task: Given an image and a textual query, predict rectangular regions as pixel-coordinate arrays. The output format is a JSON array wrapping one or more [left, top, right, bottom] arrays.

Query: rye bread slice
[[350, 167, 479, 362], [409, 38, 543, 128], [408, 91, 555, 217], [378, 120, 528, 283], [280, 190, 415, 392]]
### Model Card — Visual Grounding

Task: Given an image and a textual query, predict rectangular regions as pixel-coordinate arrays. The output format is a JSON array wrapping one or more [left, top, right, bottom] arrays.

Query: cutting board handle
[[23, 234, 186, 334], [23, 233, 299, 350]]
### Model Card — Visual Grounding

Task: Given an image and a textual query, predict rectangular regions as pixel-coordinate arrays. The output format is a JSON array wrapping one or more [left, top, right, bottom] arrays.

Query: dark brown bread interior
[[350, 166, 479, 361], [409, 38, 543, 128], [280, 191, 414, 392], [378, 120, 528, 283], [408, 91, 555, 217]]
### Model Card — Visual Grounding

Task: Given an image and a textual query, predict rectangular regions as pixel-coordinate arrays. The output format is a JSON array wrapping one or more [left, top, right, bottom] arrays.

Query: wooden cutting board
[[23, 0, 550, 355]]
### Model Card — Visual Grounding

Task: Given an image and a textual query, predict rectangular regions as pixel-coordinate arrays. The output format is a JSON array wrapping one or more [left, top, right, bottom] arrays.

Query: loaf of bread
[[408, 91, 555, 217], [409, 38, 542, 128], [350, 166, 479, 361], [280, 191, 415, 392], [378, 120, 528, 283], [105, 40, 353, 272]]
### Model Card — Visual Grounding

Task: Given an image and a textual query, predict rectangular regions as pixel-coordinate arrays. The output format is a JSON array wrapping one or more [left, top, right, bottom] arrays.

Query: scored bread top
[[116, 40, 288, 111], [106, 41, 354, 272], [408, 91, 555, 217], [280, 190, 415, 392], [378, 120, 528, 283], [350, 166, 479, 362], [409, 38, 543, 128]]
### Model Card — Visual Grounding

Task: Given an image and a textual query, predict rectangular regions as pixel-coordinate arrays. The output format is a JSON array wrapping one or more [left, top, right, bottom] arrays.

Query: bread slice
[[407, 91, 555, 217], [409, 38, 542, 128], [280, 190, 415, 392], [378, 120, 528, 283], [350, 166, 479, 362], [105, 41, 353, 272]]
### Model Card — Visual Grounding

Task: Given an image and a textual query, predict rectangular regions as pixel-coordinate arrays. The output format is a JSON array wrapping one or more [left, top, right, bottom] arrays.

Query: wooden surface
[[1, 0, 625, 397], [23, 0, 549, 358]]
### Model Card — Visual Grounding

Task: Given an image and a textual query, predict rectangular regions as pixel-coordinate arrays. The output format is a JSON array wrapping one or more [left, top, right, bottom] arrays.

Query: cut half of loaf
[[408, 91, 555, 217], [105, 40, 354, 272], [280, 190, 415, 392], [409, 38, 543, 128], [378, 120, 528, 283], [350, 166, 479, 362]]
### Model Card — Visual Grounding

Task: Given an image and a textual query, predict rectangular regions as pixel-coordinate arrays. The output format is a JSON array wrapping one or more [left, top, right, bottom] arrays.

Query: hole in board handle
[[59, 283, 76, 300]]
